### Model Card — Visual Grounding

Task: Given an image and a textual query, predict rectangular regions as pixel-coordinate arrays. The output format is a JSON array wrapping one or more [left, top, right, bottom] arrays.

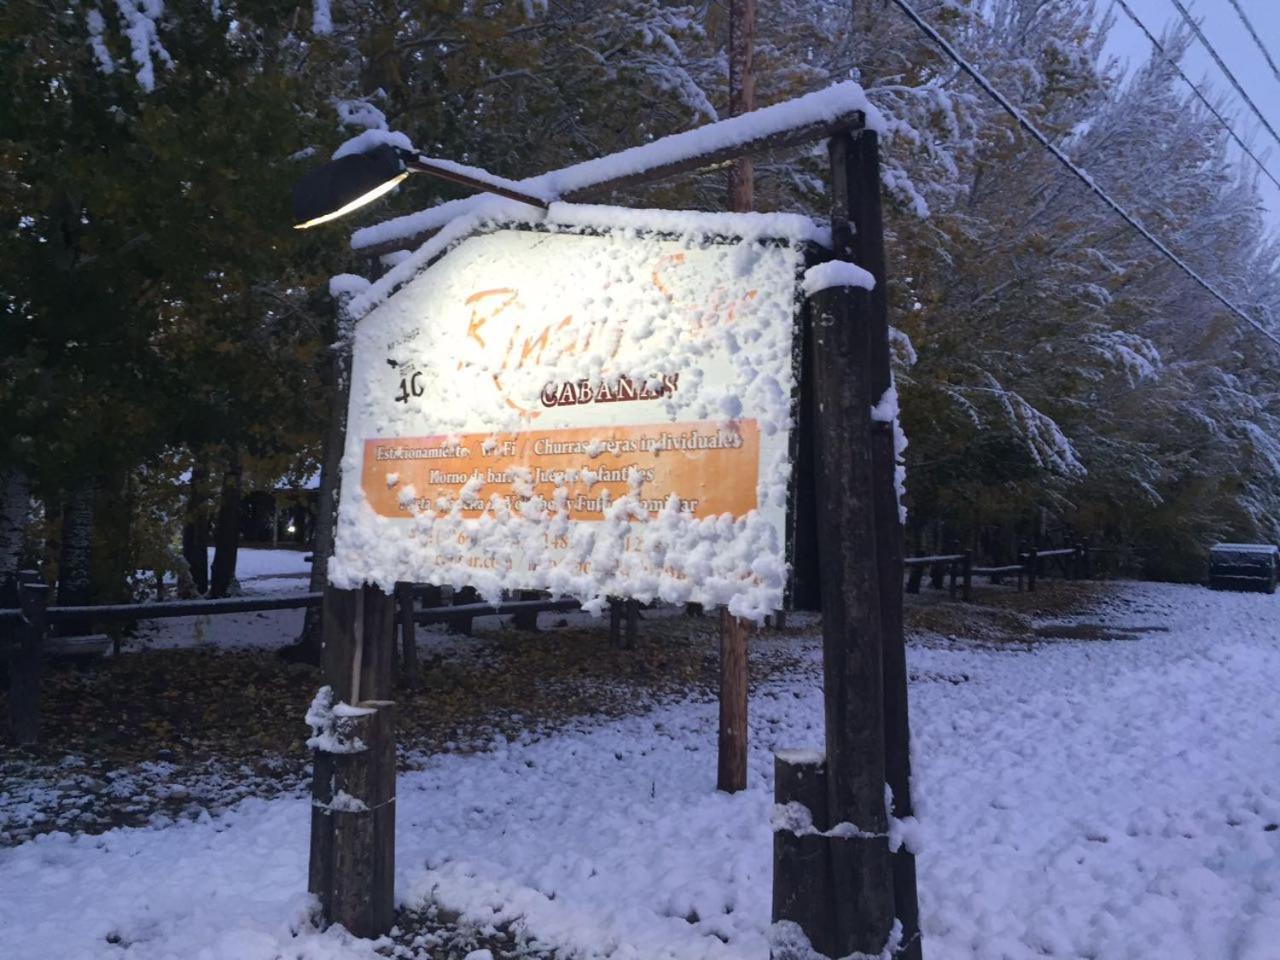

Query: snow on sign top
[[346, 200, 828, 321], [349, 80, 883, 255], [329, 213, 817, 621]]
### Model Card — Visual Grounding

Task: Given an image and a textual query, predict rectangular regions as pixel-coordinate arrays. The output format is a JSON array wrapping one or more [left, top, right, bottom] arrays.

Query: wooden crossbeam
[[355, 111, 865, 259]]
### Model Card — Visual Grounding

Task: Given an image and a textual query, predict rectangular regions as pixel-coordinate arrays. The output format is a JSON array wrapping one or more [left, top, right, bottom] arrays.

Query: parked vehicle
[[1209, 543, 1279, 594]]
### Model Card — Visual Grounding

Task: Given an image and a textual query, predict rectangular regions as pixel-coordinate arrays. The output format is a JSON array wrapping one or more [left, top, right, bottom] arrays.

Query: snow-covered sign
[[330, 213, 816, 619]]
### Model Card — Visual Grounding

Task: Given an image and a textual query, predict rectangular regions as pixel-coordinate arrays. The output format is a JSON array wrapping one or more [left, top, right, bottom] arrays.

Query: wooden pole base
[[771, 750, 832, 957], [309, 699, 396, 938], [717, 608, 750, 793]]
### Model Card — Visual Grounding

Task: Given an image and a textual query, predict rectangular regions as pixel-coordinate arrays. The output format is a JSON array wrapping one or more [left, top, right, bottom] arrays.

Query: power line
[[1167, 0, 1280, 154], [1226, 0, 1280, 89], [885, 0, 1280, 349], [1113, 0, 1280, 193]]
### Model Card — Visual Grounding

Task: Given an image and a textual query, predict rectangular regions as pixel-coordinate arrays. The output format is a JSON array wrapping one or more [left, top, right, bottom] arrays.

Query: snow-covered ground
[[4, 581, 1279, 959], [227, 547, 315, 582], [126, 548, 313, 651]]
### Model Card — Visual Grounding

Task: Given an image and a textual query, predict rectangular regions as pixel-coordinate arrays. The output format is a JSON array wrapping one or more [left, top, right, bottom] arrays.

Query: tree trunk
[[182, 461, 212, 595], [208, 452, 243, 598], [0, 469, 30, 605], [57, 476, 96, 608], [728, 0, 756, 211], [93, 469, 134, 604]]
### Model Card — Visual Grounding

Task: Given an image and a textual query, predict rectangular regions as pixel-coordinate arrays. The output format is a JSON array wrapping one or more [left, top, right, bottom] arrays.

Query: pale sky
[[1101, 0, 1280, 230]]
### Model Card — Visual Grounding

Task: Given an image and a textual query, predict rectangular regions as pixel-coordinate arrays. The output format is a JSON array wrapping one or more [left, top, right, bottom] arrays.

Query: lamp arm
[[403, 154, 549, 210]]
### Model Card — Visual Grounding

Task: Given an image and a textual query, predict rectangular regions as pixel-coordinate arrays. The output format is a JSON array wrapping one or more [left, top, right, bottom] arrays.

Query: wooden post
[[308, 745, 336, 913], [962, 549, 973, 603], [309, 582, 397, 938], [948, 558, 958, 599], [905, 564, 923, 594], [609, 598, 623, 646], [795, 128, 897, 957], [311, 584, 358, 917], [360, 583, 397, 701], [313, 700, 396, 939], [8, 570, 47, 746], [512, 590, 540, 631], [395, 582, 418, 690], [365, 700, 397, 936], [1026, 547, 1038, 592], [452, 585, 479, 636], [772, 751, 834, 958], [329, 708, 375, 935], [717, 607, 749, 793], [1080, 538, 1092, 579], [853, 126, 922, 959], [320, 585, 360, 701], [624, 598, 640, 649]]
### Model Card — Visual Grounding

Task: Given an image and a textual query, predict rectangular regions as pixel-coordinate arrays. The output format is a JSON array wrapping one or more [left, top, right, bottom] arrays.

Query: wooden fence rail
[[0, 584, 325, 746], [0, 591, 324, 627], [4, 542, 1093, 744], [903, 551, 971, 601], [904, 541, 1092, 598], [0, 582, 589, 745]]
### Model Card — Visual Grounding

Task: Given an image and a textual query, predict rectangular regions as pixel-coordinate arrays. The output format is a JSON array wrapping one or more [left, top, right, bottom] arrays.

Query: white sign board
[[330, 224, 805, 619]]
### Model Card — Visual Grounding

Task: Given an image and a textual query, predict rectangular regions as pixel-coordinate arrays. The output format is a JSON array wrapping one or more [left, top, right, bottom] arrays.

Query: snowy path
[[3, 582, 1279, 959]]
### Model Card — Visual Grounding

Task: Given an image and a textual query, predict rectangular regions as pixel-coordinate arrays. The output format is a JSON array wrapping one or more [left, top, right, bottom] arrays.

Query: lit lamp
[[292, 143, 548, 230]]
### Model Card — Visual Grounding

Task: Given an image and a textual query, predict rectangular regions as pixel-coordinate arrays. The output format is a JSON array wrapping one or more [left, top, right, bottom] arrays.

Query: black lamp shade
[[291, 144, 409, 228]]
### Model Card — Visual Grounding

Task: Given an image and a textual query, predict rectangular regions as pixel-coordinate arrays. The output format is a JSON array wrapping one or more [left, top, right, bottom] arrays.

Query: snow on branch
[[1081, 330, 1162, 386], [334, 98, 389, 132], [312, 0, 333, 35], [982, 376, 1087, 478], [114, 0, 173, 92], [85, 9, 116, 75]]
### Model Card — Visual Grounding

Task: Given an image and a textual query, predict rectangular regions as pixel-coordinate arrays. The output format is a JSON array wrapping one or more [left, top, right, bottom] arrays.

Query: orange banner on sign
[[361, 420, 759, 521]]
